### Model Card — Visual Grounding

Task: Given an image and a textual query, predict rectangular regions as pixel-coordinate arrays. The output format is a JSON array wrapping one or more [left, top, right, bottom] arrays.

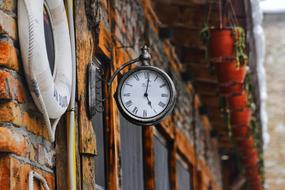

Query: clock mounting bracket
[[107, 45, 151, 89]]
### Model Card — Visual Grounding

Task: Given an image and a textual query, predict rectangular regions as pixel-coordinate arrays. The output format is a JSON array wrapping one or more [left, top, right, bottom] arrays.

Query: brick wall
[[0, 0, 55, 189], [0, 0, 223, 189]]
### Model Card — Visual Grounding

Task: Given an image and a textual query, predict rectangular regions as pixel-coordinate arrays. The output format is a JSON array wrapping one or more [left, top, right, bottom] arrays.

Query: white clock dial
[[120, 69, 171, 119]]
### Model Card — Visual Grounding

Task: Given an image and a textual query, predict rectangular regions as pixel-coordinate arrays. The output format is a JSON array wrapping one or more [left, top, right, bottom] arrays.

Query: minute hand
[[144, 74, 150, 95]]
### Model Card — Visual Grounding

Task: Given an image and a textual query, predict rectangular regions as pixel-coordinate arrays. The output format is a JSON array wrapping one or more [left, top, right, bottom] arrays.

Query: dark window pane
[[154, 134, 170, 190], [120, 115, 144, 190], [92, 72, 106, 189], [43, 4, 55, 75], [176, 158, 191, 190]]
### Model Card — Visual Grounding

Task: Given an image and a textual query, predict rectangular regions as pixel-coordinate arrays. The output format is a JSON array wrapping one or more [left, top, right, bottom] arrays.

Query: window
[[120, 115, 144, 190], [154, 130, 170, 190], [176, 155, 192, 190]]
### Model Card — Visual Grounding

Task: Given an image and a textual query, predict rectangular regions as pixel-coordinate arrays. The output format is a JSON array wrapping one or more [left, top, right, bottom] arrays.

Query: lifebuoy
[[18, 0, 72, 119]]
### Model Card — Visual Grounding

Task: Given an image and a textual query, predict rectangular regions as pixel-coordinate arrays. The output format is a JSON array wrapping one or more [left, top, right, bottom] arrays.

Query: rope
[[28, 171, 50, 190], [206, 0, 213, 25]]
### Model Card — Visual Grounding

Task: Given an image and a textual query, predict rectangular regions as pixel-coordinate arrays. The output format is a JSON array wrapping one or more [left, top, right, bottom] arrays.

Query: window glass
[[154, 132, 170, 190], [176, 156, 191, 190], [120, 115, 144, 190]]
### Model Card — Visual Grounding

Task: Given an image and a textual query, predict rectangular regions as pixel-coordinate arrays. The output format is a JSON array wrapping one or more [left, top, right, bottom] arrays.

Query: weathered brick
[[0, 127, 28, 156], [0, 155, 55, 190], [0, 40, 20, 71], [0, 101, 49, 139], [0, 70, 25, 102], [0, 10, 17, 40]]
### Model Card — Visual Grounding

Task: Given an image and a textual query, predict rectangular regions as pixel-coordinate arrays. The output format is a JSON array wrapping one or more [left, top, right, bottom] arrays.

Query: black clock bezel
[[115, 66, 176, 126]]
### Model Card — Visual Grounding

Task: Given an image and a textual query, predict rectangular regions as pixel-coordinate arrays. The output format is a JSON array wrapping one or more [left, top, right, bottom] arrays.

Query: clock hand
[[144, 73, 150, 97], [145, 94, 157, 113]]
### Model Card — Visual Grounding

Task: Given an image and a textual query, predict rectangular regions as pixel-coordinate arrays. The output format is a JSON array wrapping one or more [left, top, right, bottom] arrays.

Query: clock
[[115, 65, 176, 126]]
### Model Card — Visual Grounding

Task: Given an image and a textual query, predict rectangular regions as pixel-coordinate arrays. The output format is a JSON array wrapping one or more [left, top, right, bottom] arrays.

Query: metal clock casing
[[115, 66, 176, 126]]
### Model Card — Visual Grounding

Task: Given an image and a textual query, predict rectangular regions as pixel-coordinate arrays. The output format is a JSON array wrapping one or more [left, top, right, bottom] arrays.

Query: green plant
[[200, 25, 210, 45], [232, 26, 248, 68], [200, 25, 210, 58]]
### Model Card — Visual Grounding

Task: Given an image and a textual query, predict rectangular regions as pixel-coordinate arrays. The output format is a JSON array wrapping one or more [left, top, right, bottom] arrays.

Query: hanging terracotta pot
[[219, 83, 244, 96], [232, 125, 249, 139], [209, 28, 235, 58], [215, 59, 247, 85], [237, 135, 255, 151], [246, 165, 259, 178], [230, 108, 252, 126], [228, 90, 248, 110], [242, 148, 259, 168], [249, 178, 263, 190]]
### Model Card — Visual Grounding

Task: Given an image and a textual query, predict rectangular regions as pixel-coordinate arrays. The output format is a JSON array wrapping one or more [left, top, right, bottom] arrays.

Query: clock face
[[121, 69, 171, 119], [116, 66, 176, 125]]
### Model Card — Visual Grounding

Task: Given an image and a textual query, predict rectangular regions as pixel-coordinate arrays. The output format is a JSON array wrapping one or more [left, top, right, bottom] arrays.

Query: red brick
[[0, 102, 49, 140], [0, 41, 20, 71], [0, 70, 25, 103], [0, 127, 28, 156], [0, 155, 55, 190]]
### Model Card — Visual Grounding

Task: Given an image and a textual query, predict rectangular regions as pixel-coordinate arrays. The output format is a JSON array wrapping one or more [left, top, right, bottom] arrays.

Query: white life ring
[[18, 0, 72, 119]]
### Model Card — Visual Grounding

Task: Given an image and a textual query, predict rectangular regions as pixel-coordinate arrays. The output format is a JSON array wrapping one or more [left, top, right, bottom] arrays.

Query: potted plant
[[232, 125, 249, 139], [200, 26, 248, 61], [227, 90, 248, 110], [200, 26, 248, 85], [214, 58, 247, 85], [242, 147, 259, 168], [230, 108, 252, 126]]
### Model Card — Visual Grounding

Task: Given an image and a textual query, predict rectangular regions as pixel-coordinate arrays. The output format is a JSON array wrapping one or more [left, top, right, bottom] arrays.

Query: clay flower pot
[[209, 28, 235, 58], [246, 166, 259, 180], [242, 148, 259, 168], [232, 125, 249, 139], [215, 59, 247, 85], [249, 177, 263, 190], [230, 108, 252, 126], [219, 83, 244, 96], [237, 136, 255, 151], [227, 91, 248, 110]]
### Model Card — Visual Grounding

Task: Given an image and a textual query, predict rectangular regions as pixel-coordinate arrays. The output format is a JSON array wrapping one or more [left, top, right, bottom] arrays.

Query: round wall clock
[[115, 66, 176, 126]]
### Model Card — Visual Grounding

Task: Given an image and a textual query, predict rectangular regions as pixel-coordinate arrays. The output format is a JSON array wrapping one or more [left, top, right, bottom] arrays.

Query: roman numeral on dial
[[125, 82, 133, 87], [161, 93, 169, 97], [125, 100, 133, 107], [123, 93, 131, 97], [133, 74, 140, 81], [143, 110, 147, 117], [144, 72, 149, 79], [158, 101, 166, 108], [132, 107, 138, 114]]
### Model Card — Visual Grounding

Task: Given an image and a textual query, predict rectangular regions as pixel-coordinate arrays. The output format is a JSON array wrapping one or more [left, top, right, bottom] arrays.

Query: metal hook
[[107, 45, 151, 88]]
